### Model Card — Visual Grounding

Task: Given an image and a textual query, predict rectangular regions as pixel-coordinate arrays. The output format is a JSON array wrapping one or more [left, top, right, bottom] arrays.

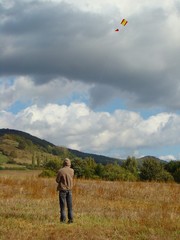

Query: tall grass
[[0, 170, 179, 240]]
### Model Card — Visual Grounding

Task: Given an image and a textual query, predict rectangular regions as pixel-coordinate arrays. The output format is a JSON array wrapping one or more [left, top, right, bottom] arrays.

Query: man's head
[[63, 158, 71, 167]]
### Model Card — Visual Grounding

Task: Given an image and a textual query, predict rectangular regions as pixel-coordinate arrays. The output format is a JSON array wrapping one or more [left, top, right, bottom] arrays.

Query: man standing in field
[[56, 158, 74, 224]]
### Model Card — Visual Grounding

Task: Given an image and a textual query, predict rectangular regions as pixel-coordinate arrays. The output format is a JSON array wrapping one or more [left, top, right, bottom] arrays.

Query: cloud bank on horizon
[[0, 0, 180, 160]]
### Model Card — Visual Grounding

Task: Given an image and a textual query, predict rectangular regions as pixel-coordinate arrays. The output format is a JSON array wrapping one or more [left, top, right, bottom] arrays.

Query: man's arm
[[56, 171, 61, 183]]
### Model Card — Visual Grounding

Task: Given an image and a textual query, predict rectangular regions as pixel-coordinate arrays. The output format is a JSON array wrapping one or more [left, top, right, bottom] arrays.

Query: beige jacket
[[56, 159, 74, 191]]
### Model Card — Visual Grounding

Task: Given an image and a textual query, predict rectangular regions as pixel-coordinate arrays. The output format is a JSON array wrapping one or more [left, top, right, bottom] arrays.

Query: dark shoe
[[68, 220, 73, 224], [60, 220, 66, 224]]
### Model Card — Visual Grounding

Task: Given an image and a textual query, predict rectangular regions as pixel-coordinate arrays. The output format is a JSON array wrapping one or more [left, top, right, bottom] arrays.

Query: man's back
[[56, 166, 74, 190]]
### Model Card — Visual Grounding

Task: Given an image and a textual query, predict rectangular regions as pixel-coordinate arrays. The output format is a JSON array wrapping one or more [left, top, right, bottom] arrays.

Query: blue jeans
[[59, 190, 73, 222]]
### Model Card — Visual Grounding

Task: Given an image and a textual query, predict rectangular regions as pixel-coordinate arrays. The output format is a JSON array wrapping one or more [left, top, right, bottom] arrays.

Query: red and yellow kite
[[115, 18, 128, 32], [121, 19, 128, 26]]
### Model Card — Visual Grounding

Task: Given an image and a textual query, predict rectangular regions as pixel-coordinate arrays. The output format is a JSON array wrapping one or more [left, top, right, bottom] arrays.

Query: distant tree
[[102, 163, 137, 181], [37, 155, 41, 167], [71, 158, 86, 178], [101, 163, 119, 181], [1, 149, 9, 156], [18, 140, 26, 150], [51, 147, 62, 156], [140, 158, 161, 181], [32, 153, 36, 168], [39, 169, 56, 178], [122, 156, 139, 177], [3, 134, 13, 140], [43, 158, 62, 172], [140, 158, 173, 182], [83, 166, 95, 179], [85, 157, 96, 168], [95, 163, 105, 178], [9, 150, 17, 159], [155, 170, 174, 182], [173, 168, 180, 183], [165, 161, 180, 183], [83, 157, 97, 179], [26, 139, 33, 148]]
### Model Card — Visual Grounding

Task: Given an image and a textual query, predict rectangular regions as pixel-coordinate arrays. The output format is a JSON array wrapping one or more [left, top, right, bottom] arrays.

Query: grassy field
[[0, 170, 179, 240]]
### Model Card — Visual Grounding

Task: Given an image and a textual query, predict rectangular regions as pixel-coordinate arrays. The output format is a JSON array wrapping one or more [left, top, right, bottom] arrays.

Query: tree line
[[39, 156, 180, 183]]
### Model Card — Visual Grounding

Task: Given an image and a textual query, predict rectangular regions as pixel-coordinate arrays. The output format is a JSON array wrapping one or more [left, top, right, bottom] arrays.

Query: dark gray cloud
[[1, 0, 180, 110]]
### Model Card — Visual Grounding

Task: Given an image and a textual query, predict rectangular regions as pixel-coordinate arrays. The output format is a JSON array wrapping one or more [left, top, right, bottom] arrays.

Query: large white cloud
[[1, 102, 180, 159]]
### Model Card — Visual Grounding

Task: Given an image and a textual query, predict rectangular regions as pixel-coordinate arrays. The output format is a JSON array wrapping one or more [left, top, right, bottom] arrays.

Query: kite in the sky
[[121, 19, 128, 26], [115, 18, 128, 32]]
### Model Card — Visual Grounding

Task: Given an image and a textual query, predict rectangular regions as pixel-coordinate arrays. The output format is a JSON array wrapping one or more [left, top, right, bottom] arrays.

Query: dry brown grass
[[0, 170, 179, 240]]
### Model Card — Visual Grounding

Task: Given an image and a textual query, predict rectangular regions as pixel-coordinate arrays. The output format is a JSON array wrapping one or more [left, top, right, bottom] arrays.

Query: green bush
[[0, 165, 4, 170], [0, 152, 9, 164], [165, 161, 180, 183], [43, 158, 62, 171], [140, 158, 174, 182], [71, 158, 86, 178], [155, 170, 174, 182], [173, 168, 180, 183], [39, 169, 56, 178], [122, 156, 139, 177], [102, 163, 138, 181]]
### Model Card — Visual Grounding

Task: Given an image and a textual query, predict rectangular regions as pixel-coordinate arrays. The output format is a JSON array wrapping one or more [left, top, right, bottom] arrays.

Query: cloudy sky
[[1, 0, 180, 160]]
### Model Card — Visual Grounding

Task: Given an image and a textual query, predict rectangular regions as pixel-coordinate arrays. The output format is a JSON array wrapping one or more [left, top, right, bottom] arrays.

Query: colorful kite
[[121, 19, 128, 26], [115, 18, 128, 32]]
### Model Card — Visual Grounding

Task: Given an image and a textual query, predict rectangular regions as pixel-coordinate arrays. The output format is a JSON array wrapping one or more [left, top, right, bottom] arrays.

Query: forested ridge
[[0, 128, 179, 182]]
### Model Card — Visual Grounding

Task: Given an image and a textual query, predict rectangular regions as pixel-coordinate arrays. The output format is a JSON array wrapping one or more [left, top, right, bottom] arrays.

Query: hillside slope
[[0, 128, 123, 166], [0, 128, 167, 169]]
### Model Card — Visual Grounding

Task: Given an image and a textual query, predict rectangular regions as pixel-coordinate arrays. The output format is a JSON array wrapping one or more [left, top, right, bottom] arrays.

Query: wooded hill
[[0, 128, 166, 166], [0, 128, 122, 167], [0, 128, 179, 183]]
